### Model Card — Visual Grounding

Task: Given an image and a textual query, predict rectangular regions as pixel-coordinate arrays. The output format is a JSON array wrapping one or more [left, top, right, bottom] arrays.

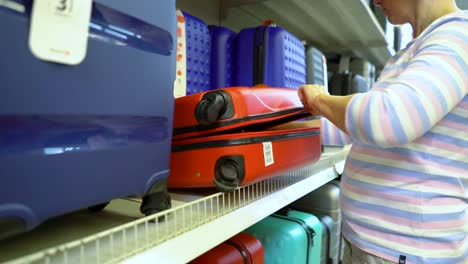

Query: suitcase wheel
[[0, 218, 26, 240], [195, 91, 234, 125], [88, 202, 110, 212], [214, 156, 245, 192], [140, 190, 172, 221]]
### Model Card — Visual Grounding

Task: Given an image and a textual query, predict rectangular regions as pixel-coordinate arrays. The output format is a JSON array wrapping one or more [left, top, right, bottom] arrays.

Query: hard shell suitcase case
[[210, 26, 236, 89], [328, 55, 369, 96], [0, 0, 176, 239], [318, 215, 335, 264], [169, 87, 321, 192], [234, 25, 306, 89], [244, 209, 322, 264], [306, 47, 328, 89], [291, 181, 342, 264], [349, 58, 376, 90], [179, 11, 211, 95], [190, 232, 264, 264], [328, 73, 368, 96]]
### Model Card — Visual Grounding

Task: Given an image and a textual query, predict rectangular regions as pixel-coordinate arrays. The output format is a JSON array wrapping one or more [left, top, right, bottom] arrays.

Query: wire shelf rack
[[7, 149, 348, 264]]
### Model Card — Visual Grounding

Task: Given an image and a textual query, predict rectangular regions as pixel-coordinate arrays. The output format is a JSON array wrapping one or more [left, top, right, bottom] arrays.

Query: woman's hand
[[298, 84, 354, 134], [298, 84, 328, 116]]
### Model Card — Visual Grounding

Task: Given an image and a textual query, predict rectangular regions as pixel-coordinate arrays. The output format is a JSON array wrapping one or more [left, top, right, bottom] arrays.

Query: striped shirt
[[341, 11, 468, 264], [321, 118, 352, 146]]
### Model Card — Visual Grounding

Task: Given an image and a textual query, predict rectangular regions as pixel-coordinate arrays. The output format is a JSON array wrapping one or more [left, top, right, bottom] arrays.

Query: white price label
[[263, 142, 274, 167], [29, 0, 93, 65]]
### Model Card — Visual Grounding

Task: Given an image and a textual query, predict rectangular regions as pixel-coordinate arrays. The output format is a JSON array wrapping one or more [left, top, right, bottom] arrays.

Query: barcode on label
[[263, 142, 274, 167]]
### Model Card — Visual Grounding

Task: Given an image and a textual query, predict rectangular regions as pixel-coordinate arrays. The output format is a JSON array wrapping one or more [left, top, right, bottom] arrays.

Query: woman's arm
[[300, 24, 467, 147]]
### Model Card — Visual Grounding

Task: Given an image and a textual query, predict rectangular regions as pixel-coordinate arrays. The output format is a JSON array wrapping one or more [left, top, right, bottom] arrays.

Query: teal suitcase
[[245, 209, 322, 264], [291, 180, 342, 264]]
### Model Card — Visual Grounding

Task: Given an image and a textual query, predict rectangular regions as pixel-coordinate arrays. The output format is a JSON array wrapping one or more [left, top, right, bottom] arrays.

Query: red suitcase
[[190, 232, 264, 264], [169, 87, 321, 192]]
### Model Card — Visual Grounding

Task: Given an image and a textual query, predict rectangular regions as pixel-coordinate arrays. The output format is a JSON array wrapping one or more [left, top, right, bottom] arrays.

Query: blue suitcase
[[182, 11, 211, 95], [209, 26, 236, 89], [0, 0, 176, 239], [234, 24, 306, 89]]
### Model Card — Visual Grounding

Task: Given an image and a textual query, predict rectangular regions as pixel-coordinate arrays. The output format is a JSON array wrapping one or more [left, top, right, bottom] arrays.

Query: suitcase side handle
[[195, 91, 234, 125]]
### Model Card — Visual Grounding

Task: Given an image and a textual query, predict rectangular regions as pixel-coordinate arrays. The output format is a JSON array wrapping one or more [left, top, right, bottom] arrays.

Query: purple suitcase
[[0, 0, 176, 240], [209, 26, 236, 89], [234, 25, 306, 89], [182, 11, 211, 95]]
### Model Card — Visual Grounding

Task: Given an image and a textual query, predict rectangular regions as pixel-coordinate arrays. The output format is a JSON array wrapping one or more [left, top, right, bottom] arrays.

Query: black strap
[[253, 26, 269, 85], [225, 240, 250, 264]]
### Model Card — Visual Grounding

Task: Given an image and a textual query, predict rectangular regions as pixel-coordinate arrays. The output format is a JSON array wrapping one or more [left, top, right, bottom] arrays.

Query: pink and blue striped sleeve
[[321, 118, 352, 146], [345, 21, 468, 147]]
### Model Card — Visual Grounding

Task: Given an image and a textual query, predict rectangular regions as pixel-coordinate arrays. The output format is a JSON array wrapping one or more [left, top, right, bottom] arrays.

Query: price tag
[[263, 142, 274, 167], [29, 0, 93, 65]]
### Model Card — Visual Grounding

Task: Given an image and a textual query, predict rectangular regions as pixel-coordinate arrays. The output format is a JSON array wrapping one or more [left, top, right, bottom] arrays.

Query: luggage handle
[[253, 25, 270, 85], [224, 240, 250, 264]]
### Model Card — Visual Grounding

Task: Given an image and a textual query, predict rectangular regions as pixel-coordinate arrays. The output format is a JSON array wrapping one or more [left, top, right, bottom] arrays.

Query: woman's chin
[[387, 15, 406, 25]]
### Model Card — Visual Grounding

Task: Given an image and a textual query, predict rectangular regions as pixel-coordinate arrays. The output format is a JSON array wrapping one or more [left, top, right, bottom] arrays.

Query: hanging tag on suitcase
[[190, 232, 264, 264], [169, 86, 321, 192], [244, 209, 322, 264], [234, 23, 306, 89]]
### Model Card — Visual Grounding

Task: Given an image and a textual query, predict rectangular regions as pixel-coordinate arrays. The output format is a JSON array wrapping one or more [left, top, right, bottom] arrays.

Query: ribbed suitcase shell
[[234, 25, 306, 89], [0, 0, 176, 239], [328, 73, 368, 96], [244, 210, 322, 264], [306, 47, 328, 89], [190, 232, 264, 264], [183, 11, 211, 95], [210, 26, 236, 89], [349, 58, 376, 90]]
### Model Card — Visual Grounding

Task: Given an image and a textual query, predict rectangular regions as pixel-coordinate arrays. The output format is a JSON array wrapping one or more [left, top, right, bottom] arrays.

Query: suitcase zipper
[[271, 213, 316, 264], [174, 107, 309, 136], [172, 129, 319, 152]]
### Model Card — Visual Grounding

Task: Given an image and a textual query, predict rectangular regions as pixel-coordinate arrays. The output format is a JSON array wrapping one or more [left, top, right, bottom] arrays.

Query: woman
[[299, 0, 467, 263]]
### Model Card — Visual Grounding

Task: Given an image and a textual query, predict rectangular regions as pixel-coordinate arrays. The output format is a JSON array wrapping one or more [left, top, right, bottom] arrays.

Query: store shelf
[[2, 147, 349, 264], [220, 0, 392, 67]]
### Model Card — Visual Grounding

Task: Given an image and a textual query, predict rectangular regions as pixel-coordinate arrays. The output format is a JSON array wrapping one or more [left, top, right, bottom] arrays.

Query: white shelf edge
[[5, 148, 349, 264], [123, 167, 338, 264]]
